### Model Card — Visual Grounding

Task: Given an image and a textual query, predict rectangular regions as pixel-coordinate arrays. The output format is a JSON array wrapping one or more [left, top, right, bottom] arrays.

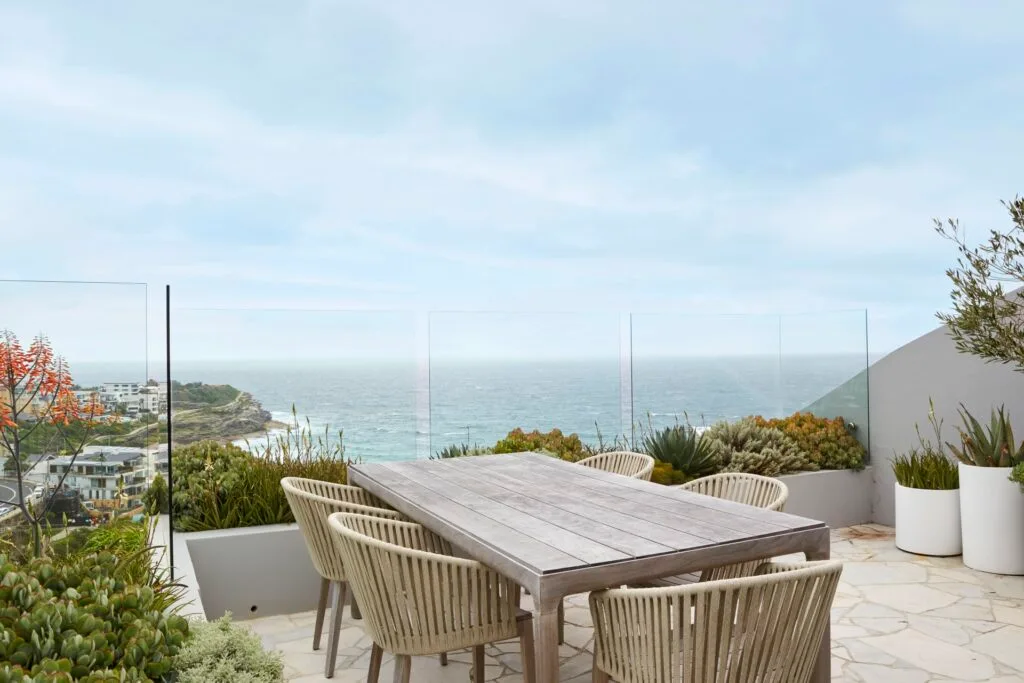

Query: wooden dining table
[[349, 453, 832, 682]]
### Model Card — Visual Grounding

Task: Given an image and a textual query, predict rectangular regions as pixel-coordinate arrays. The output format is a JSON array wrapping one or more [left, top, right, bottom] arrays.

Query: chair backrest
[[578, 451, 655, 481], [678, 472, 788, 511], [327, 512, 519, 655], [590, 560, 842, 683], [281, 477, 402, 581]]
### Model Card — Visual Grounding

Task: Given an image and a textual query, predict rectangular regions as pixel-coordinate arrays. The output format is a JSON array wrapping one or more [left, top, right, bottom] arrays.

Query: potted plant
[[892, 454, 961, 556], [947, 404, 1024, 574]]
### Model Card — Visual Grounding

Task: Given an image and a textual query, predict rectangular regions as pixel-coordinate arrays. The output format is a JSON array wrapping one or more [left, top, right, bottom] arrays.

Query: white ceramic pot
[[959, 463, 1024, 575], [894, 483, 962, 556]]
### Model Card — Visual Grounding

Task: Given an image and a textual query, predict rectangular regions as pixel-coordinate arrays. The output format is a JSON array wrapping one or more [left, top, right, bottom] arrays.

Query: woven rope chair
[[590, 560, 842, 683], [328, 511, 536, 683], [677, 473, 789, 582], [577, 451, 655, 481], [281, 477, 407, 676]]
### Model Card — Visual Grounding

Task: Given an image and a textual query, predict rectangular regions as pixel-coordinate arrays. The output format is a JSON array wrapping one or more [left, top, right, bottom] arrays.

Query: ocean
[[72, 355, 869, 462]]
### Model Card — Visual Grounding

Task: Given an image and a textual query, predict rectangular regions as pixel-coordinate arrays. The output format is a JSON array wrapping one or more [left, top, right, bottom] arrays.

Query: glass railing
[[168, 307, 420, 462], [786, 310, 870, 447], [427, 312, 625, 457], [0, 280, 151, 539], [629, 313, 787, 436]]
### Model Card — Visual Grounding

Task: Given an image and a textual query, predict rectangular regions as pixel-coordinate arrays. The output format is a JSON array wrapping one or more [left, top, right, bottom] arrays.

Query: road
[[0, 478, 33, 505]]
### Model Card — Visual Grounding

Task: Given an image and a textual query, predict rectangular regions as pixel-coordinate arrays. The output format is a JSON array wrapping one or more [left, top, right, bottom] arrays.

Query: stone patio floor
[[245, 525, 1024, 682]]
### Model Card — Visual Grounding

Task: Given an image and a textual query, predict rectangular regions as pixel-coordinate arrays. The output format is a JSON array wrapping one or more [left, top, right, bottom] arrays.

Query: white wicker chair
[[281, 477, 406, 676], [590, 560, 842, 683], [327, 511, 536, 683], [677, 473, 789, 582], [577, 451, 655, 481]]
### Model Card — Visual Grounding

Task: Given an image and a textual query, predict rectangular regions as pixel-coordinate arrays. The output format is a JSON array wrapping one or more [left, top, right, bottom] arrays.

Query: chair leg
[[472, 645, 485, 683], [324, 581, 348, 678], [367, 643, 383, 683], [393, 654, 412, 683], [518, 616, 536, 683], [312, 577, 331, 651], [350, 592, 362, 620], [558, 600, 565, 645], [439, 652, 448, 666], [592, 655, 609, 683]]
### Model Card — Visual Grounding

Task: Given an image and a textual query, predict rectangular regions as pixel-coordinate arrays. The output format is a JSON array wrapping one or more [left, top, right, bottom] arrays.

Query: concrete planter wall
[[171, 523, 320, 621], [778, 467, 873, 529]]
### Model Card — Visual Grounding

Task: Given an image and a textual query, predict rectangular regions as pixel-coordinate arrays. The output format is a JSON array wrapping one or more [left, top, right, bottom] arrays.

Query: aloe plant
[[642, 423, 720, 479], [946, 404, 1024, 467]]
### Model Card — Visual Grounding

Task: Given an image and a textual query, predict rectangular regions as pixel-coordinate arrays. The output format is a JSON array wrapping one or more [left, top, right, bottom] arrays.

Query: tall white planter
[[894, 483, 962, 556], [959, 463, 1024, 575]]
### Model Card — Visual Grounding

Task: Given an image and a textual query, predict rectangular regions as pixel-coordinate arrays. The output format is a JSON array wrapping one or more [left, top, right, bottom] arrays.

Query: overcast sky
[[1, 1, 1021, 363]]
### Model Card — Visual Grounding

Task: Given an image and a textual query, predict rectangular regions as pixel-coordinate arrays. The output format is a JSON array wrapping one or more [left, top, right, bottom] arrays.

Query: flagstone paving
[[245, 525, 1024, 682]]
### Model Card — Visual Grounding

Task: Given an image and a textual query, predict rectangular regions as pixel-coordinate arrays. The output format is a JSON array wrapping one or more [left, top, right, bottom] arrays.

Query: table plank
[[479, 455, 797, 540], [524, 453, 819, 531], [351, 463, 579, 575], [455, 456, 732, 547], [381, 461, 629, 565], [429, 458, 677, 556]]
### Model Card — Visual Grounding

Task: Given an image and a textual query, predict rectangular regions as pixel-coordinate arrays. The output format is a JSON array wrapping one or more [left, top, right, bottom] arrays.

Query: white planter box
[[894, 483, 961, 556], [172, 524, 321, 621], [778, 467, 873, 528], [959, 463, 1024, 575]]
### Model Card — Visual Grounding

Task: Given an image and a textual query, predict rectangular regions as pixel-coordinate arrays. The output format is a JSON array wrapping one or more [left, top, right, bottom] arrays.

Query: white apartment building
[[46, 446, 148, 510], [101, 382, 141, 411]]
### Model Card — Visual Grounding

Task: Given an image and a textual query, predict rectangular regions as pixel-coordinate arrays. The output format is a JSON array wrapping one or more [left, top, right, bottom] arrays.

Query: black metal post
[[165, 285, 174, 580]]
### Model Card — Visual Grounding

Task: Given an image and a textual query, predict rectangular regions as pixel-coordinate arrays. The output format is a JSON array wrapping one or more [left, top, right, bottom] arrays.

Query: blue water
[[71, 355, 868, 462]]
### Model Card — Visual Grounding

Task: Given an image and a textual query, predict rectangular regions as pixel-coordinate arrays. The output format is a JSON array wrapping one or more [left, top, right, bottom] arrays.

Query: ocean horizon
[[71, 355, 872, 463]]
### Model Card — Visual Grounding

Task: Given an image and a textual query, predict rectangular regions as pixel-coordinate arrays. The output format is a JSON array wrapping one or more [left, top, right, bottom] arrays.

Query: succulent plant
[[0, 552, 188, 681], [947, 404, 1024, 467], [703, 418, 815, 477], [641, 424, 720, 480]]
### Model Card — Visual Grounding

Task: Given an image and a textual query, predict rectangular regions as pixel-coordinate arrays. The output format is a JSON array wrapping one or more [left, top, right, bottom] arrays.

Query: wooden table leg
[[533, 597, 561, 683], [806, 528, 832, 683]]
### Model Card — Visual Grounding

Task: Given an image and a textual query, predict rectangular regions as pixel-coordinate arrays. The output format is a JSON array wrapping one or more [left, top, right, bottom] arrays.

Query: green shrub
[[641, 423, 720, 480], [173, 615, 283, 683], [703, 418, 816, 477], [0, 553, 189, 681], [753, 413, 865, 470], [892, 449, 959, 490], [172, 424, 350, 532], [649, 461, 694, 486], [493, 428, 586, 461], [143, 474, 169, 515]]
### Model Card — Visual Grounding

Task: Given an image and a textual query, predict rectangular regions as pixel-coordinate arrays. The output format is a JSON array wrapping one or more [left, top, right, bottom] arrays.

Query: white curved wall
[[865, 324, 1024, 524]]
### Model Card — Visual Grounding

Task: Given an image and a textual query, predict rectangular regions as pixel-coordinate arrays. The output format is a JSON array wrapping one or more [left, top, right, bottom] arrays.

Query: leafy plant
[[891, 449, 960, 490], [0, 552, 189, 680], [641, 421, 719, 480], [171, 422, 351, 532], [946, 404, 1024, 467], [753, 413, 865, 470], [173, 615, 283, 683], [1010, 462, 1024, 491], [649, 461, 695, 486], [935, 197, 1024, 371], [703, 418, 815, 477], [493, 428, 586, 461], [143, 473, 169, 515]]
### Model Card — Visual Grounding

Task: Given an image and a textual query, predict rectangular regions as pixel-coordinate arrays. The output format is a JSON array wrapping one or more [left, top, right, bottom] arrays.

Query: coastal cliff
[[170, 390, 282, 444]]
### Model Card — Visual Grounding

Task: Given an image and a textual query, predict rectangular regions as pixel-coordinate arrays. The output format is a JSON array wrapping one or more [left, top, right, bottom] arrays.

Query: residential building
[[101, 382, 141, 413], [46, 446, 148, 510]]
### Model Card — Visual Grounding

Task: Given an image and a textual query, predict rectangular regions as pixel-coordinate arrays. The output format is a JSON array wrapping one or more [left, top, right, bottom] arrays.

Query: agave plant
[[642, 423, 720, 479], [946, 404, 1024, 467]]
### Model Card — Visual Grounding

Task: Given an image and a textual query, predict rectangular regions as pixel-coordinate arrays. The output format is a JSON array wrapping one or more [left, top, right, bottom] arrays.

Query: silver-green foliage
[[174, 615, 284, 683], [703, 418, 816, 477]]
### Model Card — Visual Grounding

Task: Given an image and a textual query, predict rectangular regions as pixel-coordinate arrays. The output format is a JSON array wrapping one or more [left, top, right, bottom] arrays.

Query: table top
[[349, 453, 826, 591]]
